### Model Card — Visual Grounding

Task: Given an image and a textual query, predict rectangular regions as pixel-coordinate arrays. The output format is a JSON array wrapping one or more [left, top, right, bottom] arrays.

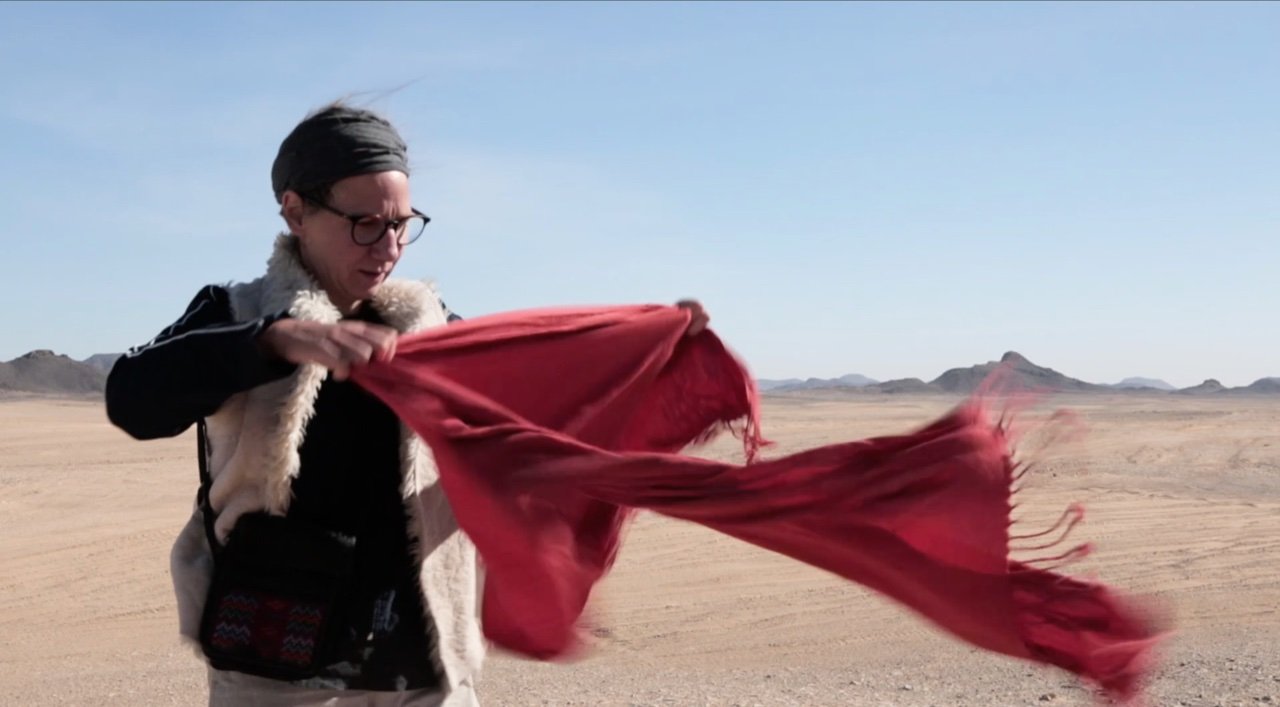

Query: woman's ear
[[280, 191, 307, 235]]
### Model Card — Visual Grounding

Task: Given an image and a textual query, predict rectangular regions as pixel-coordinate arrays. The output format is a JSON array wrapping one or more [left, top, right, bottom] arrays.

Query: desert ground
[[1, 394, 1277, 706]]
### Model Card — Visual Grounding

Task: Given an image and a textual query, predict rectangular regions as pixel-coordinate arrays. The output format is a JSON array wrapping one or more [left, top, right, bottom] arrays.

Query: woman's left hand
[[676, 299, 710, 336]]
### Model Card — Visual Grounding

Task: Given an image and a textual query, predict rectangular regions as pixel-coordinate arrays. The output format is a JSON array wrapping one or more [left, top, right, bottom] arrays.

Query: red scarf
[[350, 304, 1161, 702]]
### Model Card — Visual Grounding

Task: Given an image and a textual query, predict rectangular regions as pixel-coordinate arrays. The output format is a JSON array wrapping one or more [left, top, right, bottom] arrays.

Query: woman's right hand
[[258, 318, 398, 381]]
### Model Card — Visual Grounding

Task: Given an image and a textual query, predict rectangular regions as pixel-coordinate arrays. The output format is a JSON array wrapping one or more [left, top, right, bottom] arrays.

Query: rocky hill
[[1177, 379, 1228, 395], [1242, 377, 1280, 394], [81, 353, 122, 374], [0, 350, 107, 396], [1111, 377, 1176, 391], [929, 351, 1106, 394]]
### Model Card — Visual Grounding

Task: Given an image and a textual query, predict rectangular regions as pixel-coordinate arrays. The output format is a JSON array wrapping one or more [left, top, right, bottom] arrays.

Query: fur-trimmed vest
[[169, 234, 484, 702]]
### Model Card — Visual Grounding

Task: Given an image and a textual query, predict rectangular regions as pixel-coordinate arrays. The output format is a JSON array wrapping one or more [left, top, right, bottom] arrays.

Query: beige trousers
[[207, 668, 463, 707]]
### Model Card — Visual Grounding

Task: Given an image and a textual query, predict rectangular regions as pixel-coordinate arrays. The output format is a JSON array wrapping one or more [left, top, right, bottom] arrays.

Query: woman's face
[[283, 170, 413, 313]]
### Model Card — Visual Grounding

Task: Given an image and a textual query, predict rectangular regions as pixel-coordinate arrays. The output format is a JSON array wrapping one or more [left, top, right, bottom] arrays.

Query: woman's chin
[[349, 268, 392, 297]]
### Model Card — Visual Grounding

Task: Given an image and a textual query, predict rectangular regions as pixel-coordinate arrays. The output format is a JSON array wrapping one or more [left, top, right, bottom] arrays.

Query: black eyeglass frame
[[303, 196, 431, 246]]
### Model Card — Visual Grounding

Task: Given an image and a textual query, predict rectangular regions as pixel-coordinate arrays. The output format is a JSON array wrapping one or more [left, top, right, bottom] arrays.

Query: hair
[[293, 183, 335, 214], [282, 95, 409, 214], [276, 89, 420, 225], [289, 99, 353, 212]]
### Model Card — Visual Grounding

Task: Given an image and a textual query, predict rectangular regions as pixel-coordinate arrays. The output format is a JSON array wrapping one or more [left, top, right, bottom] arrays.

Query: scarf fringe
[[979, 380, 1164, 704]]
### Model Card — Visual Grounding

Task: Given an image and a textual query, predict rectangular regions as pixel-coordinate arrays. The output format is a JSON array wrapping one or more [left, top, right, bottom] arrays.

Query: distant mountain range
[[755, 374, 879, 391], [0, 350, 111, 396], [758, 352, 1279, 396], [1, 348, 1276, 398], [1111, 377, 1176, 391]]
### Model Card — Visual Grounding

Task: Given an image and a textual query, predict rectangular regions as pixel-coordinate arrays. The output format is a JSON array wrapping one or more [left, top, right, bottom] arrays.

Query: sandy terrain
[[1, 395, 1277, 706]]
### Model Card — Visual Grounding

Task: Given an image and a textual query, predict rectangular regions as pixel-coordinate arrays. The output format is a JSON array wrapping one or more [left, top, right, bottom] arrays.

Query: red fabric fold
[[350, 304, 1162, 702]]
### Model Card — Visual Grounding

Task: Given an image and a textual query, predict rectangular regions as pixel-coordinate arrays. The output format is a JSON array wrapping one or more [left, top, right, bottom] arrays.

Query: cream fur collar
[[206, 233, 446, 534]]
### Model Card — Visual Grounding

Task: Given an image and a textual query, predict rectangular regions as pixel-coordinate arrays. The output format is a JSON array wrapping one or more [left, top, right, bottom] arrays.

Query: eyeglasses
[[304, 196, 431, 246]]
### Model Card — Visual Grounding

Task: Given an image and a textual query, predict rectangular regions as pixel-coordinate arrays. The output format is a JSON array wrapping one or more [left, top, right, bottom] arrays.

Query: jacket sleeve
[[105, 285, 297, 440]]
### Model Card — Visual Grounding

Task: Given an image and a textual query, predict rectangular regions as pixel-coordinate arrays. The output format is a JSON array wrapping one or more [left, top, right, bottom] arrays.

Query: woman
[[106, 102, 707, 706]]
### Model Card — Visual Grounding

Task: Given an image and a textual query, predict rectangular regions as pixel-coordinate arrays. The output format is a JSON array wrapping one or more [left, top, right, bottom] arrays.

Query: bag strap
[[195, 418, 222, 556]]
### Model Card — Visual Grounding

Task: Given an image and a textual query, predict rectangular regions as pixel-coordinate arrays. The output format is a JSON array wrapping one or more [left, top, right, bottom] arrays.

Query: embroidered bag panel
[[199, 512, 355, 680]]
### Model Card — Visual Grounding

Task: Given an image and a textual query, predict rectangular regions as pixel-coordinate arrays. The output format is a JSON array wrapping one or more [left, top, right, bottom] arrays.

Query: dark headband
[[271, 105, 409, 203]]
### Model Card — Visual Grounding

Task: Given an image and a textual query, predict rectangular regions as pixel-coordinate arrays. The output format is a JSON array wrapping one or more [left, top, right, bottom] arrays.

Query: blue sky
[[1, 1, 1275, 386]]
